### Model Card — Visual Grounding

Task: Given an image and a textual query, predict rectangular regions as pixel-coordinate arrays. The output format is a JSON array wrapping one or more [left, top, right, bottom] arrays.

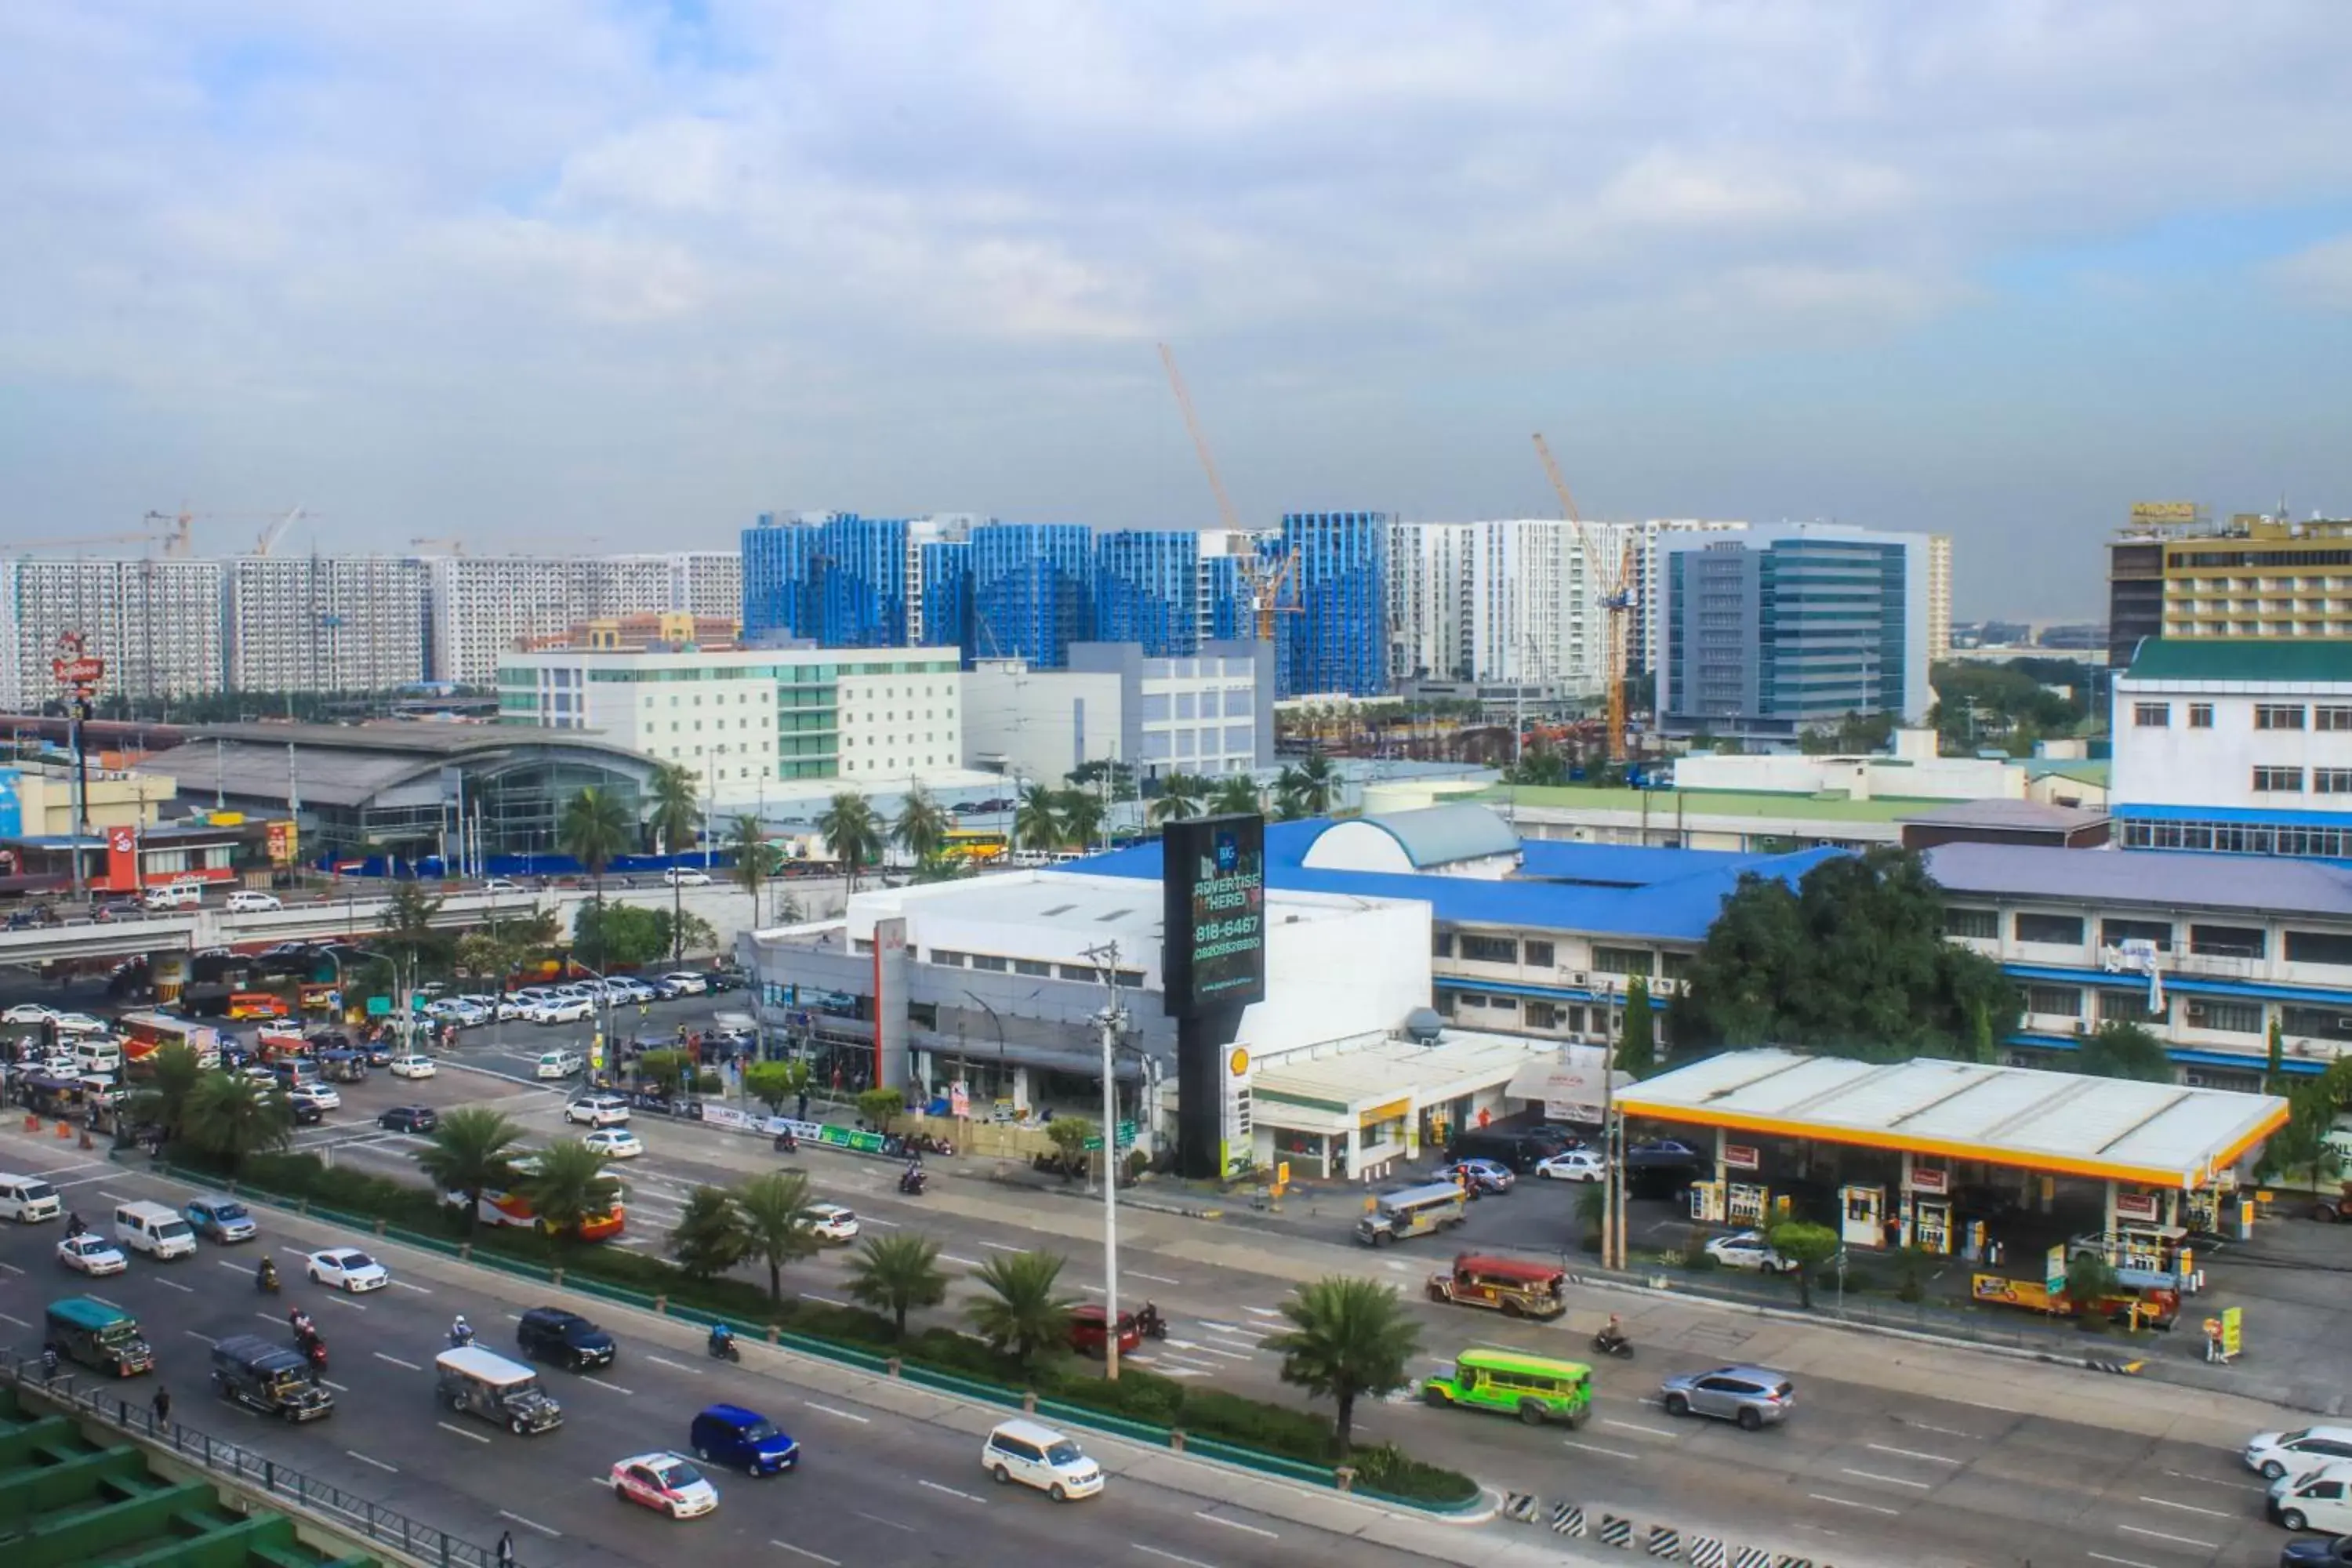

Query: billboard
[[1160, 813, 1267, 1019], [2128, 501, 2202, 524]]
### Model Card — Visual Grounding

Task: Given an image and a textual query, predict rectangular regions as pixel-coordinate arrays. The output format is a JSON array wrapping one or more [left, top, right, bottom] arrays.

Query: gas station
[[1616, 1049, 2290, 1296]]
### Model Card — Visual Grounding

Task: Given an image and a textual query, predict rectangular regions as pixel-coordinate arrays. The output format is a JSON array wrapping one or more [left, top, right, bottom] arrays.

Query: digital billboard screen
[[1160, 812, 1267, 1019]]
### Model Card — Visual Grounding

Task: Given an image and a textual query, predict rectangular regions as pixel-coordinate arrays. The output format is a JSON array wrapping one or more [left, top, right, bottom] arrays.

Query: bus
[[452, 1156, 626, 1243], [116, 1012, 224, 1072], [940, 829, 1008, 865]]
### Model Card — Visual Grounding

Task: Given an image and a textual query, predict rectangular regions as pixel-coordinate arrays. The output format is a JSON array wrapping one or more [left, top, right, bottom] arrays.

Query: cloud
[[2269, 236, 2352, 311]]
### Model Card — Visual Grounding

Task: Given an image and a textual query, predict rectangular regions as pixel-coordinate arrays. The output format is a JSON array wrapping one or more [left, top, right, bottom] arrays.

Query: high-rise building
[[1093, 529, 1203, 658], [1384, 520, 1621, 693], [0, 557, 226, 708], [224, 555, 431, 694], [1279, 511, 1388, 698], [1628, 519, 1748, 675], [739, 513, 912, 649], [916, 539, 971, 658], [426, 553, 740, 687], [970, 523, 1093, 667], [1196, 532, 1255, 646], [1925, 534, 1954, 667], [2106, 505, 2352, 672], [1657, 524, 1933, 743]]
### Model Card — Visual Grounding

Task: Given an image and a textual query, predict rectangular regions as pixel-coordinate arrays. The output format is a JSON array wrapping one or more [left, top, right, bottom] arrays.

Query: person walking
[[151, 1385, 172, 1428], [496, 1530, 517, 1568]]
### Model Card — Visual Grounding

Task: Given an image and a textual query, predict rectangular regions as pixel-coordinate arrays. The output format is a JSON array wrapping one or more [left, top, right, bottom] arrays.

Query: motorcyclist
[[1595, 1313, 1629, 1352], [289, 1307, 314, 1337], [708, 1322, 735, 1356], [1138, 1301, 1164, 1337], [449, 1315, 473, 1347], [256, 1258, 278, 1291]]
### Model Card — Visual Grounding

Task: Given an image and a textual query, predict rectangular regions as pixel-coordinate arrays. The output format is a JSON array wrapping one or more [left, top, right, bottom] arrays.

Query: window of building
[[2013, 912, 2085, 946], [2100, 917, 2173, 953], [2318, 768, 2352, 795], [2318, 706, 2352, 732], [1458, 933, 1519, 964], [1591, 945, 1654, 977], [1431, 932, 1454, 959], [2024, 985, 2082, 1017], [927, 949, 968, 967], [2188, 702, 2214, 728], [2286, 930, 2352, 968], [1523, 940, 1555, 969], [1012, 959, 1053, 978], [1453, 991, 1484, 1008], [2132, 702, 2170, 728], [2192, 998, 2263, 1034], [2253, 765, 2305, 793], [2256, 703, 2307, 730], [1944, 907, 1998, 940], [1525, 1001, 1561, 1030], [2098, 989, 2165, 1025], [2281, 1006, 2352, 1044], [2188, 924, 2265, 958], [969, 954, 1008, 971]]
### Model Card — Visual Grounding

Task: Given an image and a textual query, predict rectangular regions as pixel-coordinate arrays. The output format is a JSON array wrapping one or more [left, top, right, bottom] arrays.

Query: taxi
[[611, 1451, 718, 1519]]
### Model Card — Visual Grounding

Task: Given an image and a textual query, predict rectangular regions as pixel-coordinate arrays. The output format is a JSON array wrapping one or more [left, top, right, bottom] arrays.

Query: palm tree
[[648, 763, 703, 965], [736, 1169, 819, 1301], [180, 1072, 293, 1172], [1290, 753, 1338, 814], [1208, 774, 1262, 816], [558, 786, 636, 967], [128, 1043, 205, 1142], [967, 1249, 1077, 1374], [815, 792, 881, 894], [844, 1233, 950, 1339], [416, 1107, 527, 1236], [515, 1138, 622, 1245], [1054, 787, 1104, 853], [726, 814, 768, 928], [1011, 783, 1062, 854], [1262, 1276, 1423, 1457], [668, 1186, 750, 1283], [1147, 772, 1208, 826], [892, 787, 950, 870]]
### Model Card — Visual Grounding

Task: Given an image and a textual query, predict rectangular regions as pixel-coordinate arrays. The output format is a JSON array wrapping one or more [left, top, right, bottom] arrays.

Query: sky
[[2, 3, 2349, 619]]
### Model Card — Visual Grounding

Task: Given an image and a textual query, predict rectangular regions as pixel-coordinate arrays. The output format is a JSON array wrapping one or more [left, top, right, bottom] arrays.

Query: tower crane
[[1158, 343, 1296, 642], [1532, 433, 1635, 763], [253, 507, 307, 557]]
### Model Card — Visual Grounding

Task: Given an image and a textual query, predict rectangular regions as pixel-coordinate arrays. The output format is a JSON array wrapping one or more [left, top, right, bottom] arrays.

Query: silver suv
[[1659, 1365, 1794, 1431]]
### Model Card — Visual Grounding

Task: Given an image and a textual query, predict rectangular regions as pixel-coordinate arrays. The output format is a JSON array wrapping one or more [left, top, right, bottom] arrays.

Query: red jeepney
[[1067, 1304, 1142, 1358]]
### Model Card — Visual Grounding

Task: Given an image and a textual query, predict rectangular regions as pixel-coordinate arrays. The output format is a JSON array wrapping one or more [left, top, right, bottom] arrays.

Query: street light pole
[[1083, 941, 1127, 1381]]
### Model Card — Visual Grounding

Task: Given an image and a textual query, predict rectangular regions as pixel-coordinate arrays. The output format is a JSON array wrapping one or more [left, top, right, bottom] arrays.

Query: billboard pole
[[1085, 940, 1127, 1381]]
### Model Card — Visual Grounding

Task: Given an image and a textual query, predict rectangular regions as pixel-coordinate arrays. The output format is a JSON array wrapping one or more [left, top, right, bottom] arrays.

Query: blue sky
[[2, 2, 2348, 619]]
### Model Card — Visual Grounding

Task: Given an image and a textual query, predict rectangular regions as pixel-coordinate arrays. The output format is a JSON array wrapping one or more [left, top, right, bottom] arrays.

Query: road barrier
[[1598, 1512, 1634, 1547], [1512, 1492, 1831, 1566], [1503, 1490, 1538, 1521], [1687, 1538, 1728, 1567], [1552, 1501, 1587, 1535], [1646, 1522, 1681, 1557]]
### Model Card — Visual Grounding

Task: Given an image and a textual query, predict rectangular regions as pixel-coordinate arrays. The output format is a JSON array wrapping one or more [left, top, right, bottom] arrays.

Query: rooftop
[[1470, 784, 1932, 823], [1924, 841, 2352, 919], [1304, 802, 1522, 870], [1618, 1047, 2287, 1189], [1253, 1028, 1556, 1120], [1897, 799, 2110, 833], [2118, 639, 2352, 685], [189, 722, 658, 808]]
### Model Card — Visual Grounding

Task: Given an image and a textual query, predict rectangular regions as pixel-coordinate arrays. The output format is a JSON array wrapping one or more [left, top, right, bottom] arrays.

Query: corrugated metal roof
[[2119, 639, 2352, 684], [1305, 804, 1522, 869], [1473, 785, 1930, 822], [1925, 842, 2352, 917]]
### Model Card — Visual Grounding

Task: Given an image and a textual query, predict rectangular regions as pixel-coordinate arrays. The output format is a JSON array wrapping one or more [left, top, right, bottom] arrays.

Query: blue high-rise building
[[1202, 552, 1250, 644], [917, 540, 971, 659], [1093, 529, 1201, 657], [971, 523, 1094, 666], [1279, 511, 1388, 698], [739, 513, 910, 647]]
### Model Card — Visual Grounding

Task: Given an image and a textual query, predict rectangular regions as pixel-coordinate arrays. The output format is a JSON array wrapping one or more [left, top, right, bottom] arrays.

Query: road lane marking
[[153, 1278, 193, 1293], [346, 1450, 397, 1473], [918, 1479, 985, 1504], [771, 1542, 841, 1566], [435, 1421, 491, 1443], [1807, 1493, 1899, 1515], [804, 1401, 869, 1424], [862, 1215, 900, 1228], [1134, 1546, 1217, 1568], [1129, 1271, 1181, 1286], [1898, 1419, 1979, 1439], [2088, 1554, 2161, 1568], [1840, 1468, 1930, 1490], [645, 1354, 703, 1375], [99, 1190, 130, 1202], [979, 1240, 1021, 1251], [1079, 1284, 1105, 1294], [575, 1377, 633, 1395], [499, 1510, 561, 1537], [1241, 1306, 1283, 1318], [217, 1261, 258, 1275], [0, 1312, 24, 1329], [942, 1254, 982, 1268], [2136, 1495, 2232, 1519], [1867, 1443, 1959, 1465], [0, 1262, 19, 1274], [373, 1352, 423, 1371], [854, 1511, 916, 1533], [183, 1330, 216, 1344], [256, 1312, 283, 1326], [2118, 1524, 2218, 1550], [1190, 1345, 1254, 1363], [390, 1279, 431, 1294], [1562, 1438, 1639, 1461], [1601, 1418, 1675, 1439], [798, 1292, 848, 1308], [321, 1380, 349, 1392], [1193, 1512, 1276, 1539], [321, 1293, 368, 1310], [2159, 1468, 2265, 1493]]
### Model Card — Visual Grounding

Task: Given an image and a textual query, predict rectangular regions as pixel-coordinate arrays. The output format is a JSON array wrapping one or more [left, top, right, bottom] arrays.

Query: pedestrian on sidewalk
[[151, 1385, 172, 1428], [496, 1530, 516, 1568]]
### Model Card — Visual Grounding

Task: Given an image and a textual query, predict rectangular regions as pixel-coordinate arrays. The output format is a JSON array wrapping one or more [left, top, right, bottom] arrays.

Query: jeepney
[[1425, 1252, 1569, 1319], [45, 1296, 155, 1377], [1421, 1347, 1592, 1427], [1355, 1181, 1468, 1247], [210, 1334, 335, 1421]]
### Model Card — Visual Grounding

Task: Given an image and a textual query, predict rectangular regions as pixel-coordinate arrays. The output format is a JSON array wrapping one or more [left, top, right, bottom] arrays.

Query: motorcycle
[[773, 1131, 798, 1154], [298, 1334, 328, 1372], [898, 1169, 927, 1196], [708, 1333, 742, 1364], [1590, 1331, 1635, 1361], [449, 1326, 475, 1349], [256, 1264, 280, 1295], [1136, 1305, 1169, 1341]]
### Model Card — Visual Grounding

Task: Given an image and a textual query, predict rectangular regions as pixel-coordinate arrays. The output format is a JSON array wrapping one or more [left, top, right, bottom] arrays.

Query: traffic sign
[[1082, 1120, 1139, 1152]]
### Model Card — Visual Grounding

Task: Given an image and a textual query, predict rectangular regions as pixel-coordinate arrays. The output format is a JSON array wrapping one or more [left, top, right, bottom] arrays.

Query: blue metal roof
[[1432, 975, 1666, 1008], [1069, 821, 1844, 941], [2006, 1030, 2320, 1076], [2115, 803, 2352, 829], [1928, 841, 2352, 918]]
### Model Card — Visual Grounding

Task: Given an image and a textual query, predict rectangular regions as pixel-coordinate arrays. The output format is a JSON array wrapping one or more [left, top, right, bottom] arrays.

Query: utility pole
[[1083, 940, 1128, 1381]]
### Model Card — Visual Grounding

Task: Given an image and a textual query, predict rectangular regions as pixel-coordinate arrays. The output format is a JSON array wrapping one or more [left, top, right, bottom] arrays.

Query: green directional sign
[[1082, 1121, 1139, 1152]]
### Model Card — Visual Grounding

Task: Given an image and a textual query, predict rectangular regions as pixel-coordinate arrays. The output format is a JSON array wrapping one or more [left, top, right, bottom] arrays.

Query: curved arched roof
[[1304, 804, 1520, 870]]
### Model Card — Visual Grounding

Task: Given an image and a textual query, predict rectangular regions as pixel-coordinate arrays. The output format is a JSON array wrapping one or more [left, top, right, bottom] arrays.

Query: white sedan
[[58, 1233, 129, 1276], [1535, 1149, 1606, 1182], [581, 1129, 644, 1160], [611, 1451, 717, 1519], [528, 997, 594, 1025], [287, 1083, 341, 1112], [658, 971, 710, 996], [52, 1012, 111, 1036], [4, 1003, 58, 1025], [307, 1247, 390, 1292], [388, 1054, 437, 1079], [1704, 1229, 1793, 1275], [662, 868, 713, 887], [805, 1203, 860, 1243]]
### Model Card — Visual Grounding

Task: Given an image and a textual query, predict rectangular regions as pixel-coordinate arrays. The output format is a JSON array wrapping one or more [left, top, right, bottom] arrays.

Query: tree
[[1504, 746, 1570, 787], [1261, 1276, 1421, 1457], [727, 814, 770, 930], [2259, 1081, 2345, 1192], [845, 1232, 950, 1339], [180, 1072, 292, 1171], [572, 902, 667, 968], [1280, 754, 1338, 815], [737, 1169, 819, 1301], [380, 880, 451, 977], [857, 1086, 909, 1136], [1047, 1116, 1094, 1182], [636, 1049, 691, 1098], [2267, 1018, 2287, 1095], [668, 1186, 750, 1283], [1764, 1221, 1840, 1309], [1670, 847, 2023, 1060], [744, 1058, 810, 1116], [127, 1043, 205, 1141], [2077, 1020, 2174, 1082], [2062, 1249, 2119, 1321], [517, 1138, 622, 1244], [815, 792, 881, 894], [1207, 775, 1261, 816], [1054, 787, 1104, 852], [653, 908, 718, 960], [1148, 772, 1209, 825], [648, 762, 703, 964], [417, 1107, 527, 1236], [559, 786, 636, 967], [966, 1249, 1076, 1373], [1616, 975, 1657, 1078], [892, 787, 950, 869], [1012, 783, 1062, 854]]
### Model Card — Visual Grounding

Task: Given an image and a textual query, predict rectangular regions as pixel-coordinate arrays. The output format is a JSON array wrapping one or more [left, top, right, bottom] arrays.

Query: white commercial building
[[1671, 728, 2027, 801], [1385, 519, 1628, 692], [961, 640, 1272, 786], [1926, 533, 1955, 666], [497, 644, 962, 800], [0, 557, 227, 707], [223, 555, 431, 694], [429, 552, 742, 687]]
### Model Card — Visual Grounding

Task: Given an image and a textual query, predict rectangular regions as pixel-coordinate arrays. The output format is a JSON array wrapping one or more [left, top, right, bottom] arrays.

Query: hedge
[[159, 1148, 1478, 1508]]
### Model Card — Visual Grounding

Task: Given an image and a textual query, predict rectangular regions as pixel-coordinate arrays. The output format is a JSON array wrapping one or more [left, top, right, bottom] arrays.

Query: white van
[[535, 1050, 584, 1080], [73, 1040, 122, 1076], [979, 1418, 1104, 1501], [142, 882, 205, 911], [2270, 1461, 2352, 1534], [0, 1174, 63, 1223], [114, 1199, 198, 1259]]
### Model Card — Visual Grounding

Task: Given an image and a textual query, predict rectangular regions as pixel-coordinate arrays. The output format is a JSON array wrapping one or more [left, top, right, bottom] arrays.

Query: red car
[[1067, 1304, 1141, 1358]]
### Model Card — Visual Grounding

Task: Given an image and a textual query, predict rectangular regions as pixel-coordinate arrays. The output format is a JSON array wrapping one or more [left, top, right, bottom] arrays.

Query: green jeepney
[[46, 1296, 156, 1377], [1421, 1347, 1591, 1427]]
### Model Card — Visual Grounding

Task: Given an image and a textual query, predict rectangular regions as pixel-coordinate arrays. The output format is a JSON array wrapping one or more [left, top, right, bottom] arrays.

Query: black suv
[[516, 1307, 616, 1370], [377, 1105, 439, 1134]]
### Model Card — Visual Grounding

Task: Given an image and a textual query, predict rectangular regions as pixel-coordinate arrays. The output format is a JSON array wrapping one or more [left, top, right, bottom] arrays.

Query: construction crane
[[1157, 343, 1297, 641], [1532, 433, 1635, 763], [253, 506, 307, 557], [2, 527, 174, 554], [408, 537, 466, 556]]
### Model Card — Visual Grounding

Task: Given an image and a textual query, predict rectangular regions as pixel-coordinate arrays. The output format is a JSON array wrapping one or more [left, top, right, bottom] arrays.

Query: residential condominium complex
[[2107, 506, 2352, 670], [1091, 528, 1255, 659], [1385, 518, 1623, 692], [970, 522, 1093, 668], [1657, 523, 1934, 743], [0, 557, 227, 707], [1280, 511, 1388, 699], [426, 553, 741, 688], [740, 513, 978, 652], [497, 644, 962, 797], [223, 555, 430, 694]]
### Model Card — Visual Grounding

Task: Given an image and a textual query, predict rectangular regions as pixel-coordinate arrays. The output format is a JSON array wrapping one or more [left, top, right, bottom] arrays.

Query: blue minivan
[[689, 1404, 800, 1475]]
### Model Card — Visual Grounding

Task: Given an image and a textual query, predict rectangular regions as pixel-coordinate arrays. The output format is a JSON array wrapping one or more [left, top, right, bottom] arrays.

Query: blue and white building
[[969, 523, 1094, 668], [742, 512, 913, 648], [1093, 529, 1204, 658], [1280, 510, 1388, 699]]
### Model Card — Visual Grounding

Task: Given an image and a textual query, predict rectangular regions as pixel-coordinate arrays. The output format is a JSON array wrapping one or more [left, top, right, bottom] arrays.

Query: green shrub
[[1047, 1364, 1185, 1425], [1178, 1387, 1334, 1462], [899, 1327, 1025, 1384], [1348, 1443, 1479, 1505]]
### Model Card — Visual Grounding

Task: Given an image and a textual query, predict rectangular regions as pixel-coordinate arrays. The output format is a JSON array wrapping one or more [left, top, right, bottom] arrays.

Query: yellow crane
[[1158, 343, 1296, 642], [1532, 433, 1635, 762]]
